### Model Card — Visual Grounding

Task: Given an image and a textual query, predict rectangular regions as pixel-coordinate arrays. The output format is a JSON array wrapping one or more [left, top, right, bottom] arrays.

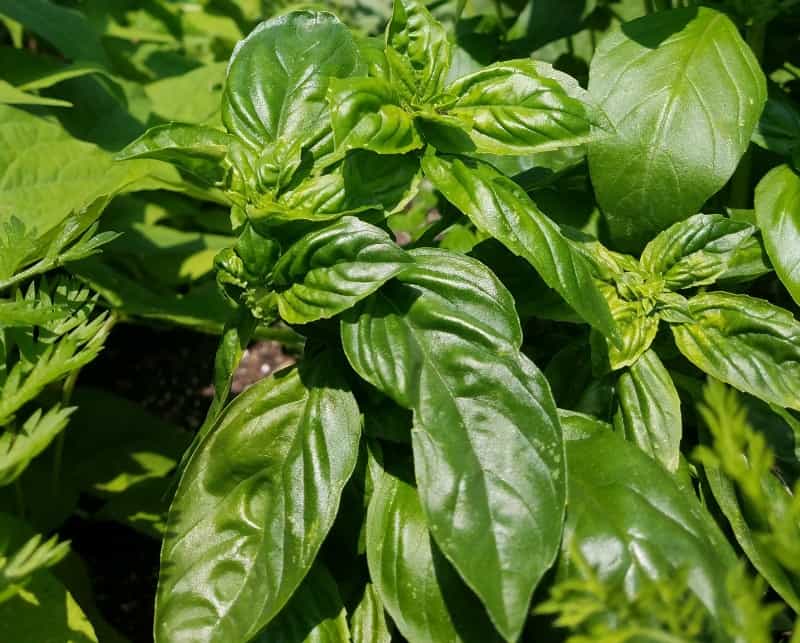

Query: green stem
[[729, 20, 767, 209]]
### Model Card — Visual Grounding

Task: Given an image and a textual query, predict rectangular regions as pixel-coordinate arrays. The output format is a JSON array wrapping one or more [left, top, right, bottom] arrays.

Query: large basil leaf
[[588, 7, 766, 251], [672, 292, 800, 411], [351, 584, 391, 643], [221, 11, 361, 152], [755, 164, 800, 306], [155, 352, 360, 643], [328, 77, 423, 155], [343, 249, 565, 641], [561, 432, 742, 635], [422, 154, 617, 341], [641, 213, 755, 290], [271, 216, 413, 324], [439, 60, 606, 156], [252, 563, 350, 643], [615, 349, 682, 472], [366, 464, 500, 643], [385, 0, 451, 104]]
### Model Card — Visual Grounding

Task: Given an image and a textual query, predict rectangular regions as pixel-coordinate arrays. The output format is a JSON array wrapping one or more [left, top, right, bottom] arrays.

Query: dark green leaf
[[155, 352, 360, 643], [752, 87, 800, 160]]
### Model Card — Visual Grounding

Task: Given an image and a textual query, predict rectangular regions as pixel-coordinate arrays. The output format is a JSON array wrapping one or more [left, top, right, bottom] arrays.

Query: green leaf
[[221, 11, 361, 152], [385, 0, 451, 104], [0, 79, 72, 107], [155, 352, 360, 643], [641, 213, 756, 290], [755, 164, 800, 307], [752, 87, 800, 160], [116, 124, 234, 186], [438, 60, 607, 155], [351, 584, 391, 643], [558, 409, 612, 441], [422, 154, 617, 341], [329, 77, 423, 154], [366, 464, 500, 643], [0, 47, 107, 92], [588, 7, 767, 251], [271, 216, 413, 324], [342, 249, 565, 641], [252, 563, 350, 643], [672, 292, 800, 411], [561, 432, 742, 634], [146, 62, 227, 124], [614, 349, 682, 472]]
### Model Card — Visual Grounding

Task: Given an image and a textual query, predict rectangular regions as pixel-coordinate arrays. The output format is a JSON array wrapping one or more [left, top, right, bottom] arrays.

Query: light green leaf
[[755, 164, 800, 306], [351, 584, 391, 643], [329, 77, 423, 154], [342, 249, 564, 641], [221, 11, 361, 152], [615, 349, 682, 472], [588, 7, 767, 251], [0, 47, 106, 92], [0, 79, 71, 107], [146, 62, 227, 124], [366, 464, 500, 643], [271, 216, 413, 324], [673, 292, 800, 411], [422, 154, 617, 341], [155, 353, 360, 643], [641, 213, 756, 290]]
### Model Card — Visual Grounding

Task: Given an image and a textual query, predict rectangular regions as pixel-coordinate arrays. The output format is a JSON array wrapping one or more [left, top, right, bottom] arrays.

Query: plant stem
[[729, 20, 767, 208]]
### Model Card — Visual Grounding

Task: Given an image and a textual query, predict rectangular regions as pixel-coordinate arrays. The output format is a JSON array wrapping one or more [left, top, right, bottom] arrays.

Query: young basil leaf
[[251, 562, 350, 643], [437, 60, 608, 156], [558, 409, 612, 441], [614, 349, 682, 472], [155, 352, 361, 643], [588, 7, 767, 251], [755, 164, 800, 307], [422, 154, 618, 342], [351, 583, 392, 643], [328, 77, 423, 155], [366, 463, 501, 643], [270, 216, 413, 324], [640, 213, 756, 290], [222, 11, 361, 153], [672, 292, 800, 411], [561, 432, 742, 635], [342, 249, 565, 642], [385, 0, 451, 104], [115, 124, 234, 186]]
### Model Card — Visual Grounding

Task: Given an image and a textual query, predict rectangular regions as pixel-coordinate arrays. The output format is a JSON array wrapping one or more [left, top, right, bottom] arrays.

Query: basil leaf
[[329, 77, 423, 155], [222, 11, 361, 152], [155, 352, 361, 643], [755, 164, 800, 306], [366, 464, 500, 643], [672, 292, 800, 411], [558, 409, 612, 441], [271, 216, 413, 324], [343, 249, 565, 641], [439, 60, 607, 156], [422, 154, 617, 342], [385, 0, 451, 104], [351, 584, 391, 643], [562, 432, 741, 632], [641, 213, 756, 290], [116, 124, 234, 186], [588, 7, 767, 250], [252, 563, 350, 643], [615, 349, 682, 472], [752, 88, 800, 161]]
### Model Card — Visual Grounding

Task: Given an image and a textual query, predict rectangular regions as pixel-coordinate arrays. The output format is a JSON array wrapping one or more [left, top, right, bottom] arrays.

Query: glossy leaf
[[221, 11, 361, 151], [615, 349, 682, 472], [755, 164, 800, 306], [752, 88, 800, 161], [343, 249, 565, 641], [422, 154, 617, 341], [351, 584, 391, 643], [588, 7, 767, 250], [155, 353, 360, 643], [672, 292, 800, 411], [271, 216, 413, 324], [641, 213, 756, 290], [329, 77, 423, 155], [561, 432, 742, 632], [439, 60, 607, 156], [385, 0, 451, 104], [366, 464, 500, 643]]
